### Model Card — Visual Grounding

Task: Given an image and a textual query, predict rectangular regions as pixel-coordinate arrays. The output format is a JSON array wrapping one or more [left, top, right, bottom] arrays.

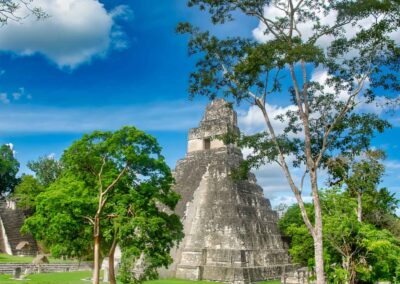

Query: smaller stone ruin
[[281, 267, 315, 284], [0, 200, 38, 256]]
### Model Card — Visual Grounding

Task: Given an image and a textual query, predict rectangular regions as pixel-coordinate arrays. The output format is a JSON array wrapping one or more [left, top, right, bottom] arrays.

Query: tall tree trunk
[[108, 235, 118, 284], [310, 170, 326, 284], [288, 63, 326, 284], [258, 101, 325, 283], [357, 192, 362, 222], [92, 215, 101, 284]]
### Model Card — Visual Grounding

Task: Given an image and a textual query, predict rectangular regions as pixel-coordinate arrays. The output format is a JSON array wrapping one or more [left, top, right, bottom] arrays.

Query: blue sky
[[0, 0, 399, 209]]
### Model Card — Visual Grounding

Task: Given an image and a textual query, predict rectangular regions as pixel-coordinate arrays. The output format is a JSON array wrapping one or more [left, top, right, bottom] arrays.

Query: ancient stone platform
[[167, 99, 292, 283]]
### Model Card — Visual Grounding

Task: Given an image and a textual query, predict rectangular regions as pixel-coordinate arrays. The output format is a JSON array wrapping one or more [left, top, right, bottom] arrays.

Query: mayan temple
[[167, 99, 292, 283]]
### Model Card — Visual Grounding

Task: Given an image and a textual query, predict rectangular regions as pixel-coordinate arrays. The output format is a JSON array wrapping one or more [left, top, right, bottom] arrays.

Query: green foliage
[[27, 156, 63, 188], [279, 204, 315, 267], [14, 156, 63, 213], [345, 151, 385, 196], [22, 175, 95, 259], [363, 187, 399, 232], [281, 188, 400, 283], [0, 144, 20, 197], [13, 175, 44, 211], [357, 224, 400, 282], [117, 183, 183, 283], [327, 150, 399, 234]]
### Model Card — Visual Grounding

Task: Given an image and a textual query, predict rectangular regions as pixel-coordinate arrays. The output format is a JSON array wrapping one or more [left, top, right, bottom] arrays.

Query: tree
[[23, 127, 183, 284], [178, 1, 398, 282], [13, 174, 44, 211], [280, 188, 400, 284], [0, 144, 20, 197], [279, 203, 315, 267], [22, 175, 95, 260], [116, 182, 183, 284], [13, 156, 62, 213], [0, 0, 46, 25], [363, 187, 400, 235], [328, 150, 386, 222], [27, 156, 63, 187]]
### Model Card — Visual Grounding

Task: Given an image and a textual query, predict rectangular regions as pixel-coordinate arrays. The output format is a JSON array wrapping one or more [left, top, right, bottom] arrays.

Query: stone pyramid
[[167, 99, 293, 283]]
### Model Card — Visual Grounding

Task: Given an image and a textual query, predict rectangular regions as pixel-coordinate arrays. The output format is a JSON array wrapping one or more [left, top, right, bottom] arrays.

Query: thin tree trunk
[[313, 221, 325, 284], [310, 170, 326, 284], [288, 62, 326, 284], [92, 215, 101, 284], [357, 192, 362, 222], [108, 235, 118, 284], [258, 100, 326, 283]]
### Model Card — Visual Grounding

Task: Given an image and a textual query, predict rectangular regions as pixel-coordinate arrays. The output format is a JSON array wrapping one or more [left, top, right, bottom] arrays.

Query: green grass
[[0, 253, 85, 264], [0, 271, 280, 284], [0, 271, 95, 284]]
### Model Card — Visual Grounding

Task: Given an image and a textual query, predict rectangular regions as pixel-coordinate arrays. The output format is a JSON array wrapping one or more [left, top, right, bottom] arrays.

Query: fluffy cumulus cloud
[[0, 0, 132, 69]]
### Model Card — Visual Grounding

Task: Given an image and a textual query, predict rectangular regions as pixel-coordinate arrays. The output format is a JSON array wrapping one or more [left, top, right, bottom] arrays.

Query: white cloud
[[5, 143, 16, 156], [311, 68, 354, 102], [0, 101, 204, 133], [0, 87, 32, 104], [110, 4, 134, 21], [47, 153, 56, 159], [6, 143, 14, 150], [0, 93, 10, 104], [0, 0, 132, 69], [238, 103, 297, 135], [385, 160, 400, 170], [12, 92, 22, 100], [248, 155, 317, 209]]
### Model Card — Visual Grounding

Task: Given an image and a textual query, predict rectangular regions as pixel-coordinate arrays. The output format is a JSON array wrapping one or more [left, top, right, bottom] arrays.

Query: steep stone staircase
[[0, 200, 38, 256]]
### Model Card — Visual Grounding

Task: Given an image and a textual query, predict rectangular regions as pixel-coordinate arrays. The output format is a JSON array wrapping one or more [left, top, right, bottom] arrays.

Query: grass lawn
[[0, 271, 95, 284], [0, 271, 280, 284], [0, 253, 85, 264]]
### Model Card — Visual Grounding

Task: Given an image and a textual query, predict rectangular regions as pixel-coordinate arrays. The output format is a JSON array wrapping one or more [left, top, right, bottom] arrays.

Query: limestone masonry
[[167, 99, 293, 283]]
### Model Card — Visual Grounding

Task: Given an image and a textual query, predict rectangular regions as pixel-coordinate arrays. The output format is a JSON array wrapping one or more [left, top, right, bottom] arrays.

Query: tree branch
[[102, 164, 128, 197]]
